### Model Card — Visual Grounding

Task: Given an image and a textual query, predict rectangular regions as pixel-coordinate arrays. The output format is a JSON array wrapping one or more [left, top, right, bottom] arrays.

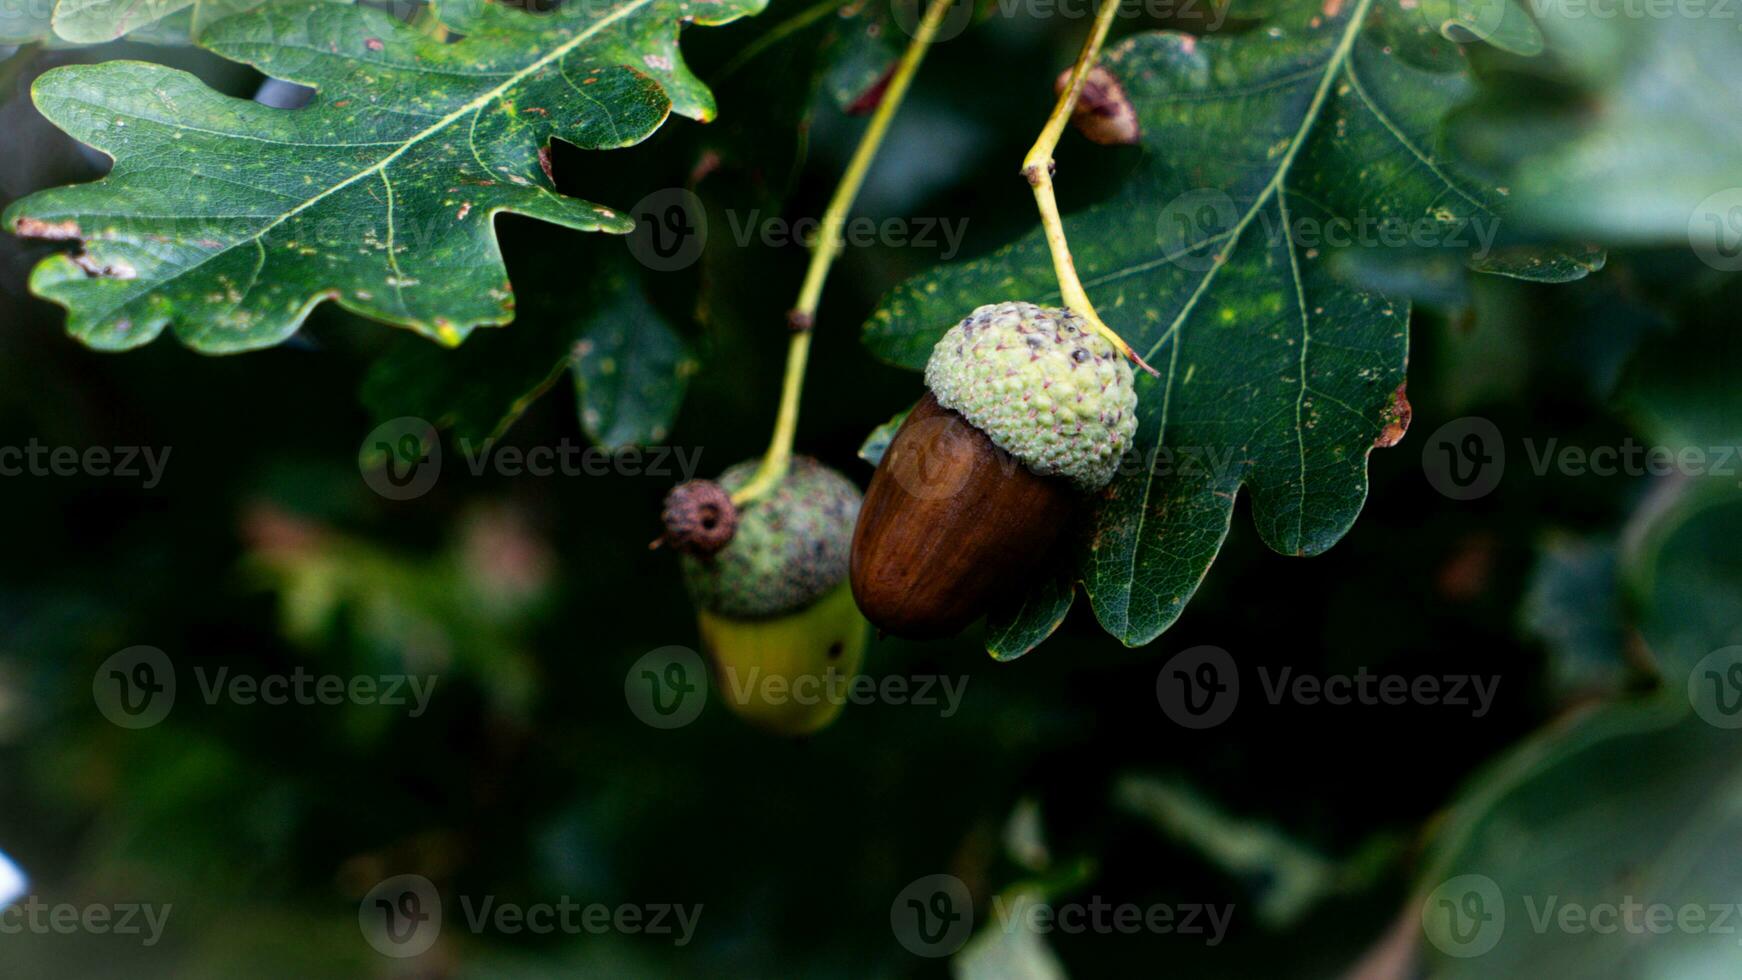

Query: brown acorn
[[851, 303, 1138, 638]]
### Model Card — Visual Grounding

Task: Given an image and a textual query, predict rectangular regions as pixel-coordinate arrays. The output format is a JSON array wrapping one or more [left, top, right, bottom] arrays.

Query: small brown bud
[[661, 479, 738, 557], [1056, 65, 1140, 146]]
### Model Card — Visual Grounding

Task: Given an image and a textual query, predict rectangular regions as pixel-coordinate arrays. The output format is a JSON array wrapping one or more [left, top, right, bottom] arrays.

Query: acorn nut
[[664, 457, 869, 735], [850, 302, 1138, 638]]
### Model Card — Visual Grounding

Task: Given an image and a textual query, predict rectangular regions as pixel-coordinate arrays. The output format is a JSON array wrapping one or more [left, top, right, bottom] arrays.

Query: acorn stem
[[733, 0, 960, 508], [1019, 0, 1160, 379]]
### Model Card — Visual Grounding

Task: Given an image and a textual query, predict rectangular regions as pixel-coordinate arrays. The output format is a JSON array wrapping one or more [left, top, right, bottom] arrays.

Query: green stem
[[731, 0, 957, 506], [1020, 0, 1158, 376]]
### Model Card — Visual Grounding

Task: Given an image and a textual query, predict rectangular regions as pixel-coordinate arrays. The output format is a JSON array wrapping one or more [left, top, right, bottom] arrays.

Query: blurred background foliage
[[1, 0, 1739, 975]]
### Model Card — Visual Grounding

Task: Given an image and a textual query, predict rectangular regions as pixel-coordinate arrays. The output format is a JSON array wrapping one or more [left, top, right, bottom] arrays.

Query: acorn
[[851, 302, 1138, 638], [663, 457, 869, 735]]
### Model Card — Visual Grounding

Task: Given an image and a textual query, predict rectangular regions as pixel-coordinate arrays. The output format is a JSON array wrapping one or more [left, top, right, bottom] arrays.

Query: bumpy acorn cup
[[851, 302, 1138, 639], [664, 457, 868, 735]]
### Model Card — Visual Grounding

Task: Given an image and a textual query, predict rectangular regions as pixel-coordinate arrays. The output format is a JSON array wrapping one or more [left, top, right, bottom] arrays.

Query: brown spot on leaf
[[538, 146, 554, 181], [1373, 383, 1411, 448], [365, 38, 384, 51], [1057, 66, 1139, 146], [71, 254, 136, 280], [13, 217, 82, 241]]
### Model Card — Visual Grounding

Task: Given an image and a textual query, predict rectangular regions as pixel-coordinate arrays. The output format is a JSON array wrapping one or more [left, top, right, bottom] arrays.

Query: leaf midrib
[[1111, 0, 1375, 636], [1139, 0, 1375, 364]]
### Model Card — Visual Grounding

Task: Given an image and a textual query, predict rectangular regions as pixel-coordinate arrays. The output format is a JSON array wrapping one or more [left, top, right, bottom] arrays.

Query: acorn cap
[[924, 302, 1137, 492], [680, 457, 861, 619]]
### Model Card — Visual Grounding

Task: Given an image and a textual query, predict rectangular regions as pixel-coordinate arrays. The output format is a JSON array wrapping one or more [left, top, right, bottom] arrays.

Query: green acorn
[[663, 457, 868, 735], [851, 302, 1138, 638]]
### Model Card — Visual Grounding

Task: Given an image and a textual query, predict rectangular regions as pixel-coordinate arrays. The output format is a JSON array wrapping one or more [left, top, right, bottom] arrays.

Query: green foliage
[[1421, 700, 1742, 978], [0, 1, 56, 44], [364, 253, 694, 450], [1427, 480, 1742, 975], [4, 0, 762, 351], [865, 0, 1593, 651], [1453, 3, 1742, 242], [50, 0, 263, 44]]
